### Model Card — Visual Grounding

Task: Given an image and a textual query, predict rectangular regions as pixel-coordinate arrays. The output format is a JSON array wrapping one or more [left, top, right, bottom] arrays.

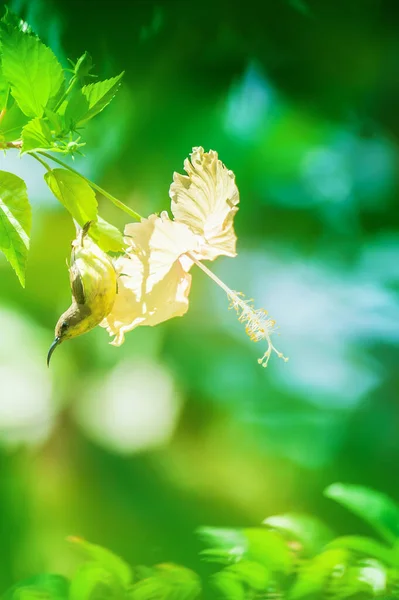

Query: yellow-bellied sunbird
[[47, 222, 117, 366]]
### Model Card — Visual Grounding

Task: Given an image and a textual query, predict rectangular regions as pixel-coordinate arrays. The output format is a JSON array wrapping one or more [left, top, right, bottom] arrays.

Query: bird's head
[[47, 307, 87, 366]]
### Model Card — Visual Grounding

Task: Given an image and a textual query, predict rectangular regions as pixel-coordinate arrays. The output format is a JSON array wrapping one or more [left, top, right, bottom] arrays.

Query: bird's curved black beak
[[47, 337, 61, 367]]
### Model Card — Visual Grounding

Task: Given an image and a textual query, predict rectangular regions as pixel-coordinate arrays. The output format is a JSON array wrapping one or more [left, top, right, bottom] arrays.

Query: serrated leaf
[[0, 103, 29, 142], [21, 118, 53, 153], [0, 170, 31, 286], [69, 562, 120, 600], [325, 483, 399, 545], [64, 73, 124, 127], [90, 217, 126, 253], [244, 528, 292, 574], [81, 73, 124, 119], [264, 513, 334, 557], [1, 27, 65, 117], [68, 537, 132, 588], [44, 169, 97, 225]]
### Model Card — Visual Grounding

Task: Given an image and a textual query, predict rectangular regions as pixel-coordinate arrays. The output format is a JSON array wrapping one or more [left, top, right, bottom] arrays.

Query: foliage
[[0, 170, 31, 285], [0, 2, 398, 600], [4, 484, 399, 599], [0, 6, 288, 368], [0, 7, 125, 285]]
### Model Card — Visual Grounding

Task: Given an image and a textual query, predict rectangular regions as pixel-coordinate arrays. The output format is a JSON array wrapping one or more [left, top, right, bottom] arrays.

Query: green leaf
[[288, 548, 349, 600], [199, 549, 239, 566], [72, 52, 94, 83], [44, 169, 97, 226], [0, 65, 9, 110], [43, 107, 65, 135], [128, 564, 200, 600], [0, 170, 31, 286], [69, 562, 121, 600], [0, 103, 29, 142], [43, 170, 122, 251], [2, 574, 69, 600], [5, 588, 54, 599], [197, 527, 247, 553], [264, 513, 334, 556], [68, 537, 132, 588], [328, 559, 388, 598], [244, 528, 292, 574], [198, 527, 292, 574], [353, 559, 387, 595], [64, 72, 124, 127], [326, 535, 396, 566], [227, 560, 269, 591], [325, 483, 399, 545], [157, 564, 201, 600], [90, 217, 126, 253], [197, 527, 247, 564], [210, 571, 245, 600], [1, 27, 65, 117], [21, 118, 53, 153], [1, 8, 33, 34], [127, 577, 166, 600]]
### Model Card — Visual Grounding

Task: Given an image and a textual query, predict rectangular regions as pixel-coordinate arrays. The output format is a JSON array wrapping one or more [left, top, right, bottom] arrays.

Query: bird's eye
[[61, 321, 68, 332]]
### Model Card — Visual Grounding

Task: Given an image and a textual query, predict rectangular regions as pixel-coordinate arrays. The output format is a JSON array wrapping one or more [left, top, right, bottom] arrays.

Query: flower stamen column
[[187, 253, 288, 367]]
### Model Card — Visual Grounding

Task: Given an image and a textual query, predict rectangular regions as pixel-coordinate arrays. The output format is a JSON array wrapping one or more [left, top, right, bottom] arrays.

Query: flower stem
[[30, 152, 52, 172], [52, 75, 77, 113], [37, 151, 142, 221]]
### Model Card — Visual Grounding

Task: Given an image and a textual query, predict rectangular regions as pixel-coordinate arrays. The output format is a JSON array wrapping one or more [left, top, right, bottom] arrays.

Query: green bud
[[73, 51, 94, 81]]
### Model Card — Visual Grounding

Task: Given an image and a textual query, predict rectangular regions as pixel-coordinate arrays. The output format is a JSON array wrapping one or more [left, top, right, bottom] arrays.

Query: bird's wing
[[69, 261, 86, 305]]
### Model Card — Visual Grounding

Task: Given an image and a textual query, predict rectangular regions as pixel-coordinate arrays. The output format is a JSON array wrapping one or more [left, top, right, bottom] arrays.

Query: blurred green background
[[0, 0, 399, 591]]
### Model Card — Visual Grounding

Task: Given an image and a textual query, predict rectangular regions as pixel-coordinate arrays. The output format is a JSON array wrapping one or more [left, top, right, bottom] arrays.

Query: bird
[[47, 221, 117, 366]]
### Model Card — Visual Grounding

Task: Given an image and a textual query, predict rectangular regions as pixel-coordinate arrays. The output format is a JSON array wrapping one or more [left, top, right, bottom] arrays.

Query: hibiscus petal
[[123, 213, 198, 289], [101, 260, 192, 346], [169, 146, 240, 260], [101, 214, 197, 345]]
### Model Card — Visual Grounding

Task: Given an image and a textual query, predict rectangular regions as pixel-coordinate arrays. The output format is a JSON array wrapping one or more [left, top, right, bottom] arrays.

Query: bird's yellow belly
[[74, 247, 117, 330]]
